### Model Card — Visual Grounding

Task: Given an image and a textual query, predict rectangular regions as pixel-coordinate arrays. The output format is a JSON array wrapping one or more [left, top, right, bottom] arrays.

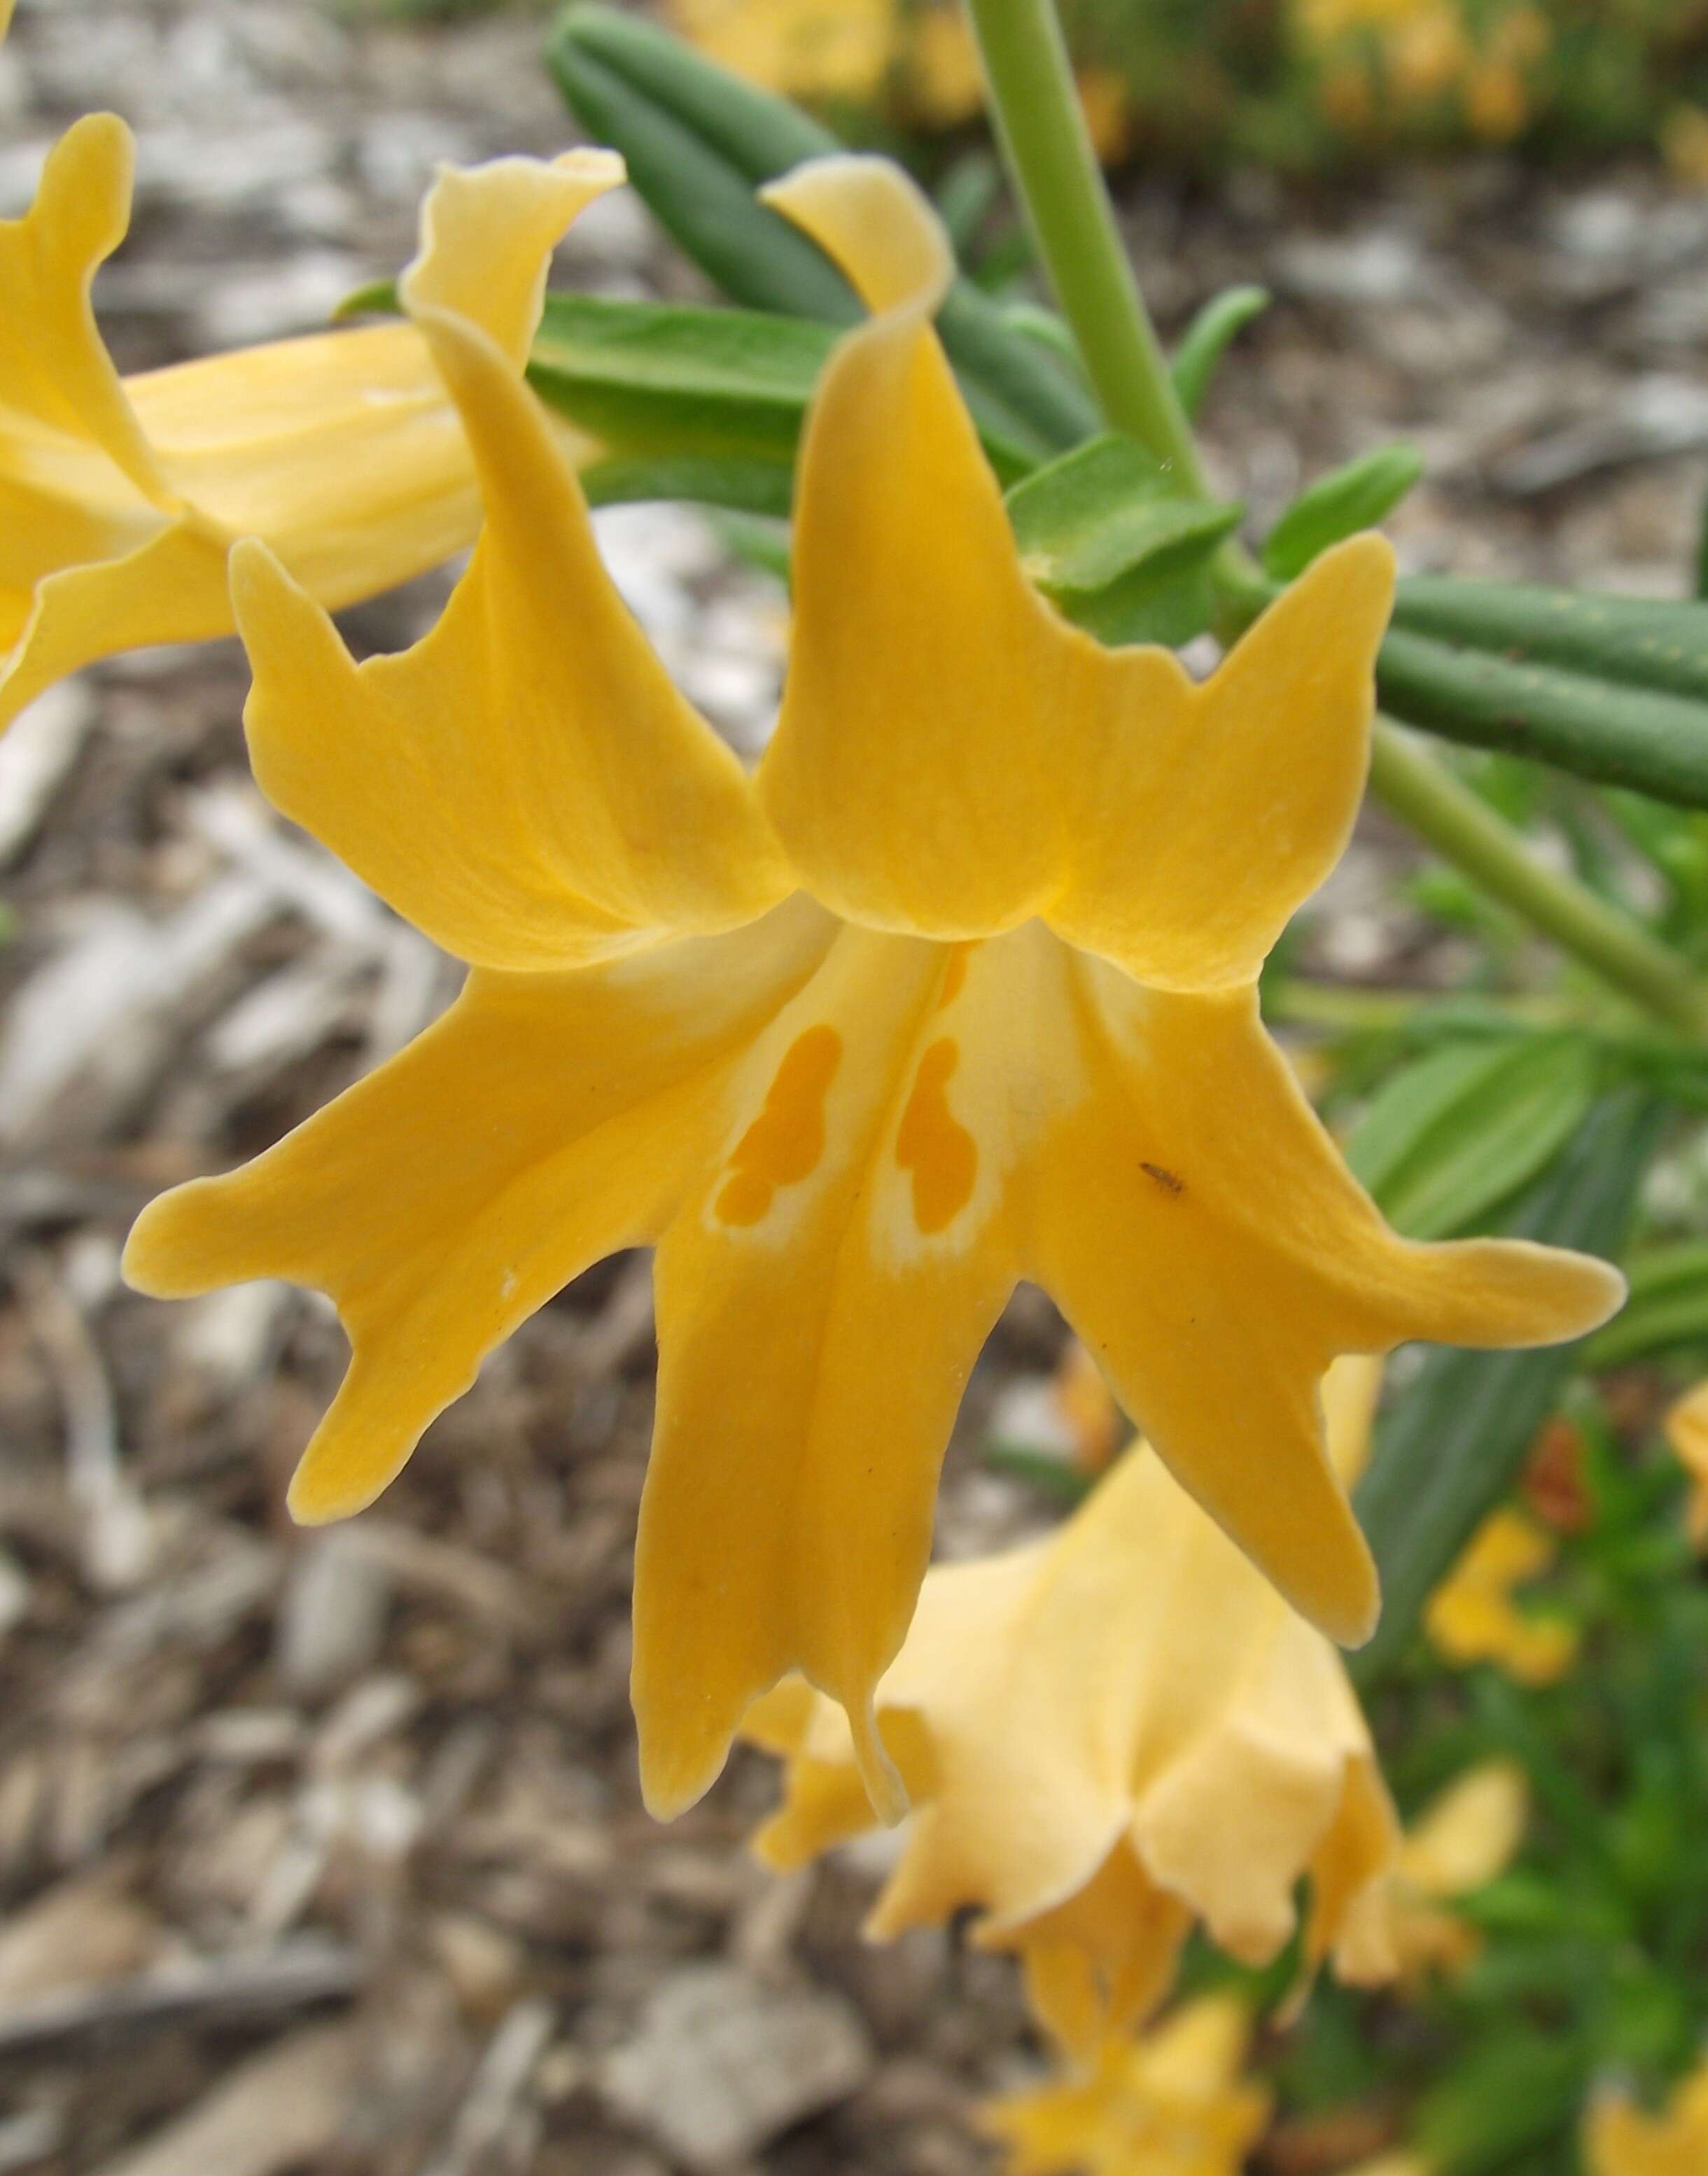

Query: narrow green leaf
[[1170, 283, 1268, 421], [1005, 434, 1243, 645], [547, 3, 1099, 465], [1378, 624, 1708, 810], [1381, 576, 1708, 808], [332, 276, 398, 321], [1261, 441, 1423, 582], [1394, 577, 1708, 705], [934, 148, 1002, 260], [1352, 1090, 1660, 1690], [1585, 1240, 1708, 1367], [1344, 1035, 1598, 1242]]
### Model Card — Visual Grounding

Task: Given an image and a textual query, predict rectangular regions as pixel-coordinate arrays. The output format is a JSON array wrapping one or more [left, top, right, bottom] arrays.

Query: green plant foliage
[[547, 3, 1099, 461], [1004, 432, 1243, 643], [1352, 1089, 1661, 1690], [1168, 281, 1269, 420], [1261, 441, 1424, 580], [1381, 578, 1708, 809], [1343, 1033, 1598, 1242]]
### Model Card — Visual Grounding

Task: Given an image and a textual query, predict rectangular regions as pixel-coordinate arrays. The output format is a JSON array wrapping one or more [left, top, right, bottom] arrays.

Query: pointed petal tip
[[284, 1457, 382, 1530], [762, 155, 953, 318]]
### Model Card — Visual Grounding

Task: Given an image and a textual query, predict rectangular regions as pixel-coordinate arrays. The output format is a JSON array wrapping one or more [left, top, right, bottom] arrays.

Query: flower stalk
[[960, 0, 1708, 1039], [960, 0, 1205, 491]]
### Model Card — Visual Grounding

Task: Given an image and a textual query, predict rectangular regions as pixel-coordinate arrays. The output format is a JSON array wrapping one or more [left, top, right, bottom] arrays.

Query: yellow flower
[[1424, 1506, 1578, 1685], [669, 0, 897, 105], [744, 1359, 1401, 2056], [1587, 2064, 1708, 2176], [1662, 107, 1708, 191], [979, 1998, 1272, 2176], [1386, 1760, 1527, 1977], [1462, 57, 1527, 142], [1385, 6, 1470, 102], [1076, 69, 1135, 167], [900, 3, 986, 126], [123, 157, 1621, 1828], [1, 105, 611, 733], [1664, 1380, 1708, 1547]]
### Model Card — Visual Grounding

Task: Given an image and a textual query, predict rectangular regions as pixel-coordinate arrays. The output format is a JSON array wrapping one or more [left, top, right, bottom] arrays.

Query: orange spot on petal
[[896, 1037, 977, 1236], [716, 1023, 843, 1227], [936, 942, 974, 1010]]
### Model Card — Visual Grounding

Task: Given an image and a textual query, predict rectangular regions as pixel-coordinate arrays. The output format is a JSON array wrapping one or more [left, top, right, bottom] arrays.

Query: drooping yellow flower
[[1586, 2064, 1708, 2176], [123, 156, 1621, 1829], [1664, 1380, 1708, 1547], [979, 1998, 1271, 2176], [1385, 1760, 1527, 1978], [0, 104, 611, 733], [744, 1359, 1400, 2056], [1424, 1506, 1578, 1685]]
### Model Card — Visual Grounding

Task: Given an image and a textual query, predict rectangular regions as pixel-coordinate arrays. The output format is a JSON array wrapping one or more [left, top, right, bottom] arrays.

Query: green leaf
[[1344, 1034, 1599, 1242], [1260, 441, 1423, 581], [1351, 1089, 1660, 1690], [546, 3, 1098, 469], [580, 452, 795, 517], [1585, 1240, 1708, 1367], [1005, 434, 1244, 646], [1382, 577, 1708, 808], [1170, 283, 1268, 421], [532, 293, 830, 459]]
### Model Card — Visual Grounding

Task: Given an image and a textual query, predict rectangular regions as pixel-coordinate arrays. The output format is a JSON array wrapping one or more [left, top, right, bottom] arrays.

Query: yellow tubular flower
[[1587, 2065, 1708, 2176], [1386, 1760, 1527, 1977], [744, 1359, 1401, 2058], [1664, 1381, 1708, 1547], [0, 112, 615, 733], [1424, 1506, 1578, 1685], [978, 1998, 1271, 2176], [125, 156, 1623, 1830]]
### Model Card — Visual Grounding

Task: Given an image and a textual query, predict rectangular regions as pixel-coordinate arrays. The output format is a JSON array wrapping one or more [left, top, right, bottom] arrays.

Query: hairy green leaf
[[1382, 577, 1708, 808]]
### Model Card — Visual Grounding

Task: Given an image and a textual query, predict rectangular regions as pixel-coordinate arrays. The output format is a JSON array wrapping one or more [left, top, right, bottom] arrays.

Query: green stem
[[960, 0, 1204, 489], [1371, 722, 1708, 1036]]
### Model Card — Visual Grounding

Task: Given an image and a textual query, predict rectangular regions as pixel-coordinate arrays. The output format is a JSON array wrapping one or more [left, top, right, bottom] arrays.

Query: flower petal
[[633, 925, 1054, 1820], [402, 150, 626, 370], [0, 113, 169, 504], [1027, 963, 1625, 1645], [125, 901, 834, 1520], [1, 517, 233, 732], [127, 323, 488, 613], [234, 157, 788, 970], [760, 155, 1391, 990]]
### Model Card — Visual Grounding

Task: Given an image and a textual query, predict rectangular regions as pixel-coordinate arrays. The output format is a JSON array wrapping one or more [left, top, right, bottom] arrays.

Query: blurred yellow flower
[[0, 115, 607, 734], [1662, 106, 1708, 190], [1386, 1760, 1528, 1977], [1076, 68, 1136, 166], [979, 1998, 1271, 2176], [1297, 0, 1426, 39], [899, 3, 986, 126], [1665, 1380, 1708, 1547], [1586, 2064, 1708, 2176], [1386, 6, 1470, 102], [1462, 57, 1528, 141], [1340, 2156, 1434, 2176], [126, 157, 1620, 1831], [669, 0, 897, 104], [1425, 1506, 1578, 1685], [744, 1358, 1401, 2056]]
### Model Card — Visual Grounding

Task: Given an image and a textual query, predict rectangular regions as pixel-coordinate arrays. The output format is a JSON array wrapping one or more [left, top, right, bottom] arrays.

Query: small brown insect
[[1140, 1161, 1183, 1195]]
